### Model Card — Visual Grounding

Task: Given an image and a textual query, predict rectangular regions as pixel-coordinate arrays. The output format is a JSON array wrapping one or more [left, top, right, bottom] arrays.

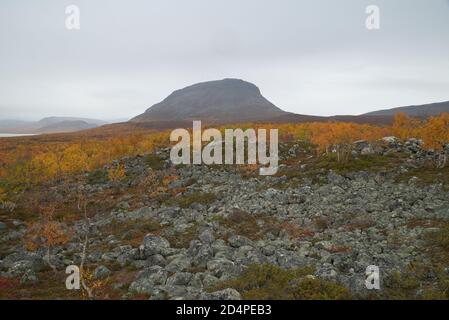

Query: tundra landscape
[[1, 0, 449, 303], [1, 79, 449, 300]]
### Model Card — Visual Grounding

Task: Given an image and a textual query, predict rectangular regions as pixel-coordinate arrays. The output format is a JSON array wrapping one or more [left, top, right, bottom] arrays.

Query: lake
[[0, 133, 37, 138]]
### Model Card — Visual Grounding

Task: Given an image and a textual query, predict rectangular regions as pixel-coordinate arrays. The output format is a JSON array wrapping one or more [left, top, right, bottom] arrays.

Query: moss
[[144, 154, 164, 170], [209, 264, 351, 300]]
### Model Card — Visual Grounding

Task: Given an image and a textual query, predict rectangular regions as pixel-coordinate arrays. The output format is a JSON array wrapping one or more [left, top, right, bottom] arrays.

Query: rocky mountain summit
[[1, 137, 449, 299]]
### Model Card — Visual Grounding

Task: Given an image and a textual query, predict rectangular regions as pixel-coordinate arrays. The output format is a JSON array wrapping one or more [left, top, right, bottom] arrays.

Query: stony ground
[[1, 137, 449, 299]]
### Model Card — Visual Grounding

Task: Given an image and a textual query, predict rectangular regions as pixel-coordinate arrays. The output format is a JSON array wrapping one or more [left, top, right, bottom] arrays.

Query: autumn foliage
[[0, 132, 169, 192], [1, 113, 449, 197], [305, 122, 388, 161], [24, 205, 69, 270], [107, 164, 126, 182]]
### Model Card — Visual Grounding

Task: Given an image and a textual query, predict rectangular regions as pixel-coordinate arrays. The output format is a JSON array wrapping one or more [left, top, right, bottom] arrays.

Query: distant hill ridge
[[38, 117, 107, 126], [36, 120, 98, 134], [0, 116, 109, 134], [363, 101, 449, 117]]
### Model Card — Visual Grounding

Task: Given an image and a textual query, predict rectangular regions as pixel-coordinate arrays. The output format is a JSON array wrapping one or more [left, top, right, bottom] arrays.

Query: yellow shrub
[[107, 164, 126, 182]]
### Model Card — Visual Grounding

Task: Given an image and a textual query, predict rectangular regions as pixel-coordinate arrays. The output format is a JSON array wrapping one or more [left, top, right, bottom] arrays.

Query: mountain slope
[[131, 78, 286, 123], [363, 101, 449, 117]]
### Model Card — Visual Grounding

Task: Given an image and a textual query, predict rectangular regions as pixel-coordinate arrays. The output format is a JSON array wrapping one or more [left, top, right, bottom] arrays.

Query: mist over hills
[[38, 117, 107, 127], [0, 117, 111, 134], [35, 120, 98, 134]]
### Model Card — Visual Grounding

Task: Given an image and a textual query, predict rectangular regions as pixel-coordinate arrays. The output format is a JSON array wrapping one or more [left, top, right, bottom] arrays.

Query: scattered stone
[[93, 265, 111, 280]]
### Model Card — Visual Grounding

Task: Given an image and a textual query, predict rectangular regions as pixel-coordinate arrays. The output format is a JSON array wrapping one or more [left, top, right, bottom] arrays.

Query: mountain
[[363, 101, 449, 117], [38, 117, 107, 126], [0, 117, 109, 134], [36, 120, 98, 134], [131, 78, 287, 123]]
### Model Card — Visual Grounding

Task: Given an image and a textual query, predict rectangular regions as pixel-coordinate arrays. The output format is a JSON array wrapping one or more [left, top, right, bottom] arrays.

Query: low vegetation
[[213, 209, 280, 241], [209, 264, 351, 300], [173, 192, 216, 209], [1, 113, 449, 300], [380, 263, 449, 300], [396, 165, 449, 188], [166, 223, 199, 249], [214, 209, 316, 241], [100, 217, 163, 247]]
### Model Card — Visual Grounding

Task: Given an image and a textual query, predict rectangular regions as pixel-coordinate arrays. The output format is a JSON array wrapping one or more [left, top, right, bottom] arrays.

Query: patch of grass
[[343, 219, 374, 232], [215, 210, 317, 241], [209, 264, 351, 300], [87, 168, 108, 185], [277, 153, 407, 184], [424, 220, 449, 265], [406, 218, 440, 229], [144, 154, 164, 170], [380, 263, 449, 300], [166, 223, 199, 249], [213, 209, 280, 241], [100, 217, 163, 246], [175, 192, 216, 209], [372, 219, 449, 300], [279, 221, 315, 240], [0, 271, 80, 300], [99, 268, 140, 299], [328, 245, 352, 254], [396, 165, 449, 188], [314, 217, 329, 231], [184, 178, 197, 187], [314, 153, 406, 173]]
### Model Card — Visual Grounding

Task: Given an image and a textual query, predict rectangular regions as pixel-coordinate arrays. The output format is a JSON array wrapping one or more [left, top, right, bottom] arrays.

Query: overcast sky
[[1, 0, 448, 120]]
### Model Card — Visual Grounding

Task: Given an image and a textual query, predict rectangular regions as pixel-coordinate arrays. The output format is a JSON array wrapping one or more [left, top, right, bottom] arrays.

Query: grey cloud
[[0, 0, 449, 120]]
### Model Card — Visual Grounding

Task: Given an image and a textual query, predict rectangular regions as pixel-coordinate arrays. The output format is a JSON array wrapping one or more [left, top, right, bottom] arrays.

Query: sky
[[0, 0, 448, 121]]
